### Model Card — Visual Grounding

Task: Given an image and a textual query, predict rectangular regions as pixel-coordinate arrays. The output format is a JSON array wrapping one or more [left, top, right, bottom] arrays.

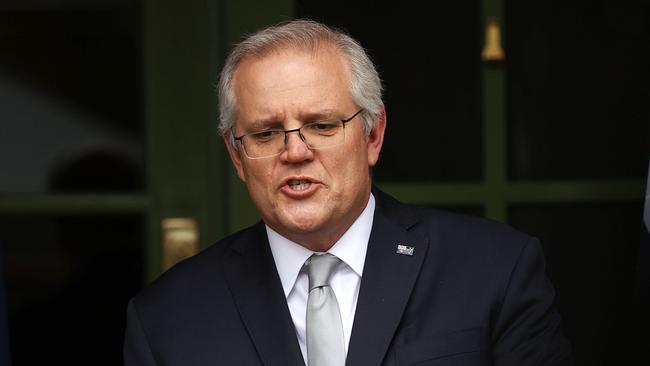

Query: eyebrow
[[299, 109, 338, 122], [246, 115, 285, 131], [245, 109, 340, 131]]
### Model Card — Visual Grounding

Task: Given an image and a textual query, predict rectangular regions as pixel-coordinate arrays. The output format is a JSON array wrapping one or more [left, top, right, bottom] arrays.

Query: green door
[[0, 1, 228, 364]]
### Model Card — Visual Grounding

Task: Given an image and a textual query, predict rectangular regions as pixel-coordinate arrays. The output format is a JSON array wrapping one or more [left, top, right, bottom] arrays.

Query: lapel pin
[[396, 244, 415, 256]]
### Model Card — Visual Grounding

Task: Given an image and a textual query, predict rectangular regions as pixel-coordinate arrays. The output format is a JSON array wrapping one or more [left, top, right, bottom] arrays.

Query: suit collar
[[346, 188, 429, 366], [372, 186, 420, 230], [222, 223, 306, 366]]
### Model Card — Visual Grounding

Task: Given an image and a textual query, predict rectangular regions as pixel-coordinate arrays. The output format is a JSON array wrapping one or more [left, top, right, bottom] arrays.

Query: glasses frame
[[232, 109, 364, 159]]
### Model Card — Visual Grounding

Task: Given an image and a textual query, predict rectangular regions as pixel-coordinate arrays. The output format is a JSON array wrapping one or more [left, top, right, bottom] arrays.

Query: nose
[[282, 130, 313, 163]]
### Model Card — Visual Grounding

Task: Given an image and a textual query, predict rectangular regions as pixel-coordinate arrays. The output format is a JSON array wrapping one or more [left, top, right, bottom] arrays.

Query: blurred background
[[0, 0, 648, 364]]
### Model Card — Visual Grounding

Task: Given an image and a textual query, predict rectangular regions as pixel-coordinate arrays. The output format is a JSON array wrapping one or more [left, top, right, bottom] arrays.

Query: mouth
[[281, 177, 320, 197], [288, 179, 312, 191]]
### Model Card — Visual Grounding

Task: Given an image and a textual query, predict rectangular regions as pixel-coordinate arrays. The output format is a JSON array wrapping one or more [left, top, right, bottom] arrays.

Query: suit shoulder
[[411, 205, 540, 271], [375, 189, 536, 262], [132, 222, 263, 310], [418, 206, 531, 245]]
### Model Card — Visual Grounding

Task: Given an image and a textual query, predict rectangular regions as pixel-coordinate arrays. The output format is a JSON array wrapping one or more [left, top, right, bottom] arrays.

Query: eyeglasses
[[233, 109, 364, 159]]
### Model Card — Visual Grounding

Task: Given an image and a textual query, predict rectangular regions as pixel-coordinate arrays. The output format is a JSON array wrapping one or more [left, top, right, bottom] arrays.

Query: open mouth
[[288, 179, 312, 191]]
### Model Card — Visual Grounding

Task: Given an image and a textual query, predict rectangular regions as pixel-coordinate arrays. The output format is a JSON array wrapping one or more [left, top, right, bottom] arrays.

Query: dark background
[[1, 0, 648, 364]]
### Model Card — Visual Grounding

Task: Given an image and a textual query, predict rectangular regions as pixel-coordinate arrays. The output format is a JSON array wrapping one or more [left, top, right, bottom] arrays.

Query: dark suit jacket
[[124, 190, 572, 365]]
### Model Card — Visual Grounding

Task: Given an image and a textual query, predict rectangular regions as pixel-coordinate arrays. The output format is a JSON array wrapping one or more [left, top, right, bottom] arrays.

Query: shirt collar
[[267, 193, 375, 297]]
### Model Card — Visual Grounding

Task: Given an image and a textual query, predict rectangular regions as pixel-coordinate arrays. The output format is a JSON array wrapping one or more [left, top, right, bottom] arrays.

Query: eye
[[304, 121, 340, 135], [250, 129, 282, 142]]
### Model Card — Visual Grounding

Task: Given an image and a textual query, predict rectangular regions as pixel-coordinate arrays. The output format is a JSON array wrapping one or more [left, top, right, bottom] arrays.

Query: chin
[[274, 210, 328, 235], [283, 215, 324, 233]]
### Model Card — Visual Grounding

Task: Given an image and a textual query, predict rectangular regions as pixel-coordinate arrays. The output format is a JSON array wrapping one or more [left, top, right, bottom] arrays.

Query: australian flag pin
[[396, 244, 415, 256]]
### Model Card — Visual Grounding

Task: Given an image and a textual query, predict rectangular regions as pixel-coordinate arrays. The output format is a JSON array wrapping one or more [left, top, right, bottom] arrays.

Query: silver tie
[[306, 253, 345, 366]]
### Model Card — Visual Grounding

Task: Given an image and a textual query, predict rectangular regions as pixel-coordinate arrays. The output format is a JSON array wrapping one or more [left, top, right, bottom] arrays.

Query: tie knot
[[306, 253, 340, 291]]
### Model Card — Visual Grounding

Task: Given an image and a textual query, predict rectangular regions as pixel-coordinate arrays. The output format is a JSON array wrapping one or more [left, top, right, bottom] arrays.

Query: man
[[124, 19, 572, 365]]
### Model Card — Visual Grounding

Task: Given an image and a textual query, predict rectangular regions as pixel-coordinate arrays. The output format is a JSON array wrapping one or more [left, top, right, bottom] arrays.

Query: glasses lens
[[242, 130, 285, 158], [302, 121, 345, 149]]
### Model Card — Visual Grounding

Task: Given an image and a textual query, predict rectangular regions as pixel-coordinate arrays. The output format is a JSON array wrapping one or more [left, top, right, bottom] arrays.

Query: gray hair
[[217, 19, 383, 147]]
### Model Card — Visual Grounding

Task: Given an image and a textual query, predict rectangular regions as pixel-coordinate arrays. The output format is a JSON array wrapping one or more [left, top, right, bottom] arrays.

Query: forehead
[[231, 45, 355, 121]]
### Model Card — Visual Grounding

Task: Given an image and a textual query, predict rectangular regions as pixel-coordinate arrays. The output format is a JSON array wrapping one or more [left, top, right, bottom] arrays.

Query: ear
[[366, 106, 386, 167], [223, 133, 247, 182]]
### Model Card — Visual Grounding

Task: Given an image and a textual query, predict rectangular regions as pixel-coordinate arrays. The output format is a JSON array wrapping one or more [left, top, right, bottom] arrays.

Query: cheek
[[243, 163, 273, 191], [337, 146, 368, 185]]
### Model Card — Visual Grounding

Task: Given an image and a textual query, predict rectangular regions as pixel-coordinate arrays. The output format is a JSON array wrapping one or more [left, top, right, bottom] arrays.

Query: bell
[[481, 17, 505, 62]]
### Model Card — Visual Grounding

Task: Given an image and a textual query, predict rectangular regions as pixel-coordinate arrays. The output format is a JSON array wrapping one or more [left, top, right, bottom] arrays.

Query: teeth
[[288, 179, 311, 191]]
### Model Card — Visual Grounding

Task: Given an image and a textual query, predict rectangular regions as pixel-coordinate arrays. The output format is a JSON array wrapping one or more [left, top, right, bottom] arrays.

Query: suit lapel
[[221, 223, 305, 366], [346, 192, 429, 366]]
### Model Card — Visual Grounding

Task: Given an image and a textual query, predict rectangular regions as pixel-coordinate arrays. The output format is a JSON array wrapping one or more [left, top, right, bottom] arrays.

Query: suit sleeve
[[124, 298, 159, 366], [492, 238, 573, 366]]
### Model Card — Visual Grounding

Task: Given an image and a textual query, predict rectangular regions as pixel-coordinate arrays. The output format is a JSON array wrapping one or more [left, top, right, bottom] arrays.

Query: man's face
[[224, 45, 385, 251]]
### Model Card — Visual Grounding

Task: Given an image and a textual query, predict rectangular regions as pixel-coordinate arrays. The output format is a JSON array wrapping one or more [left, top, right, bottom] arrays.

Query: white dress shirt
[[267, 194, 375, 364]]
